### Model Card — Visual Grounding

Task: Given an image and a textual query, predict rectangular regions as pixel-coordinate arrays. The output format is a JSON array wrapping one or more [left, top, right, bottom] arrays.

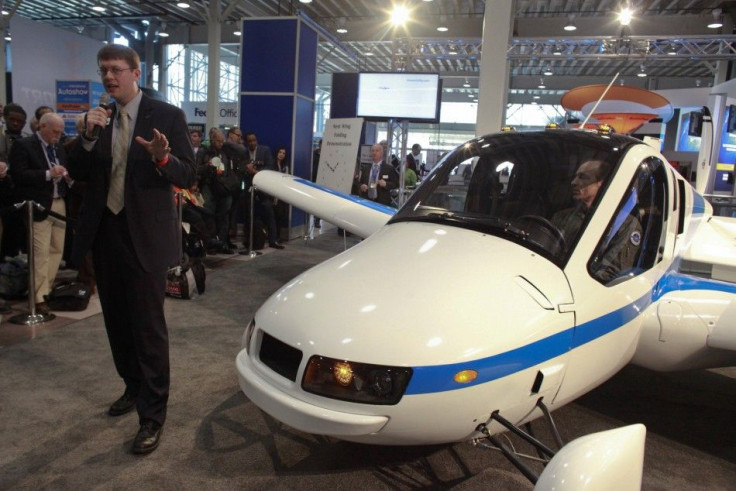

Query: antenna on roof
[[580, 72, 620, 128]]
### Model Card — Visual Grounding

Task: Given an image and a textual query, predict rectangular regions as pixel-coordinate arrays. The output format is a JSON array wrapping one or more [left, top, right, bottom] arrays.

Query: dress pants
[[93, 208, 169, 426], [32, 198, 66, 303]]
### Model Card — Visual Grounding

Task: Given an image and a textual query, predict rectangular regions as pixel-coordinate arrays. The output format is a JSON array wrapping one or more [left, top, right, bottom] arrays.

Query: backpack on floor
[[44, 281, 91, 311]]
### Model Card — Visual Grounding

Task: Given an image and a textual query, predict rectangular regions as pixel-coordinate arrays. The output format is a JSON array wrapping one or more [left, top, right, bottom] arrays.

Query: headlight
[[302, 355, 412, 405]]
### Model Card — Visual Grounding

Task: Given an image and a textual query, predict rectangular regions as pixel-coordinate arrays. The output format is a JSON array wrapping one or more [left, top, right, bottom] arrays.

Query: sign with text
[[317, 118, 364, 194]]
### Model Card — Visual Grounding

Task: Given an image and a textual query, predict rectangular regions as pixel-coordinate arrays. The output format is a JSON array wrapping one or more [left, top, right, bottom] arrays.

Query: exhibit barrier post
[[9, 200, 55, 325]]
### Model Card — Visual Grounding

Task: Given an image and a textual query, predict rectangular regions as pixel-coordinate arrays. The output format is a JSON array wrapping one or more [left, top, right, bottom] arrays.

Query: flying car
[[236, 129, 736, 486]]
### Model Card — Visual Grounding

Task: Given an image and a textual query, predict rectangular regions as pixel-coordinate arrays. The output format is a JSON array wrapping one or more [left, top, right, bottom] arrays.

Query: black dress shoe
[[132, 420, 162, 455], [108, 391, 137, 416], [270, 242, 285, 250]]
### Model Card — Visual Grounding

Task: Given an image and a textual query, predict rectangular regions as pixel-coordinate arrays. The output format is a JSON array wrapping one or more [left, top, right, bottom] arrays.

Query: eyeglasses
[[97, 66, 135, 77]]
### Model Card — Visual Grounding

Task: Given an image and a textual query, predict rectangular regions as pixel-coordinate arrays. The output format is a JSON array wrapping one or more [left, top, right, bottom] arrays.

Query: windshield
[[391, 130, 638, 265]]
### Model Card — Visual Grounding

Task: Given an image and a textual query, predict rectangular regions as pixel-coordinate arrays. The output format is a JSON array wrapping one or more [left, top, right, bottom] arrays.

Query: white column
[[206, 0, 221, 133], [475, 0, 514, 136]]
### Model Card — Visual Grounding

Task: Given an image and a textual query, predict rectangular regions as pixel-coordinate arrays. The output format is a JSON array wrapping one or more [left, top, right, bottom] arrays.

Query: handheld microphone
[[90, 93, 111, 139]]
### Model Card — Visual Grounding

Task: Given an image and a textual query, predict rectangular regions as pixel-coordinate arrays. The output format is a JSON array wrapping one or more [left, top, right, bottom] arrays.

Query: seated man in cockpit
[[552, 159, 642, 282]]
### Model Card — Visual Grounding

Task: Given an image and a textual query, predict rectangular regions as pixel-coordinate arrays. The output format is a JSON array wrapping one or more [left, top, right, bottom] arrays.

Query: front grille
[[259, 332, 303, 382]]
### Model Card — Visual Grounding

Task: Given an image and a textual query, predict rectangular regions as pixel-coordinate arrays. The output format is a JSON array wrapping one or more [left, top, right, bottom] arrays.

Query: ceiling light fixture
[[299, 0, 313, 3], [233, 30, 241, 36], [618, 7, 633, 26], [708, 8, 723, 29], [92, 5, 106, 12], [1, 10, 8, 15], [336, 28, 348, 33], [667, 45, 677, 55], [463, 79, 470, 88], [177, 2, 190, 8], [553, 45, 562, 56], [436, 26, 448, 32], [538, 78, 546, 89], [637, 64, 647, 77], [543, 65, 553, 76], [564, 14, 577, 31], [158, 31, 170, 38], [533, 95, 540, 100], [391, 5, 410, 27]]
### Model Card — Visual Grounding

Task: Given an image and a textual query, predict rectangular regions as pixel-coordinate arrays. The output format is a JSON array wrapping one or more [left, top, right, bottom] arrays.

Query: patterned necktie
[[46, 144, 67, 198], [107, 108, 130, 214]]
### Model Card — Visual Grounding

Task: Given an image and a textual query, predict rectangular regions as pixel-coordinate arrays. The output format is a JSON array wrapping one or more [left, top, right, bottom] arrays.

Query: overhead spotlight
[[533, 95, 540, 100], [436, 26, 448, 32], [176, 2, 190, 8], [463, 79, 470, 88], [543, 65, 553, 76], [158, 31, 170, 38], [336, 17, 348, 34], [92, 5, 106, 12], [637, 64, 647, 77], [618, 7, 633, 26], [233, 30, 241, 36], [564, 14, 577, 31], [667, 44, 677, 55], [538, 78, 546, 89], [553, 45, 562, 56], [708, 8, 723, 29], [299, 0, 313, 3], [391, 5, 410, 27]]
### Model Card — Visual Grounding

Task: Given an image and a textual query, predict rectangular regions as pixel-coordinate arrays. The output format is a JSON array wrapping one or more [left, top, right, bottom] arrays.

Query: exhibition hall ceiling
[[4, 0, 735, 97]]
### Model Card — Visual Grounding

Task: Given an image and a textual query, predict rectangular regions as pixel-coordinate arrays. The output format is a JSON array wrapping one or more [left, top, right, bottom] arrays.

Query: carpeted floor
[[1, 226, 735, 490]]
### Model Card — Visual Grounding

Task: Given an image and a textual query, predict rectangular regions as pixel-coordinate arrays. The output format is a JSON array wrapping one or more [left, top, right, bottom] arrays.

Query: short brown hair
[[97, 45, 140, 70]]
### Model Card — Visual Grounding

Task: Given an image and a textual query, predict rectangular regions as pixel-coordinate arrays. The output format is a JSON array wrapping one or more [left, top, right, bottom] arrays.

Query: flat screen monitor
[[356, 72, 441, 123]]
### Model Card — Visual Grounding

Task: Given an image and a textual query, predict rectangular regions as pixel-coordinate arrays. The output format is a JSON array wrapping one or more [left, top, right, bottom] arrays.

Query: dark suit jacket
[[8, 133, 67, 221], [355, 161, 399, 206], [67, 93, 196, 272]]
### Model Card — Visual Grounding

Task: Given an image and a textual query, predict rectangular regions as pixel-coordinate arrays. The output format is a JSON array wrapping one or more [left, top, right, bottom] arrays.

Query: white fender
[[535, 424, 646, 491]]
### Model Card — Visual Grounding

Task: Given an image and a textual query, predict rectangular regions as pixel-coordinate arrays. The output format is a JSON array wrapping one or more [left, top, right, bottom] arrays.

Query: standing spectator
[[190, 128, 202, 161], [68, 44, 196, 455], [8, 112, 69, 314], [355, 143, 399, 207], [244, 132, 283, 249], [311, 139, 321, 228], [198, 129, 237, 253], [406, 143, 422, 175], [0, 103, 31, 258], [273, 146, 290, 240]]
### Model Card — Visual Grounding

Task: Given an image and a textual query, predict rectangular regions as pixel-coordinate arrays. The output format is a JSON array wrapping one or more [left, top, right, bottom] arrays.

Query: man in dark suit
[[244, 132, 284, 249], [355, 143, 399, 207], [406, 143, 422, 175], [9, 112, 69, 314], [68, 45, 196, 455]]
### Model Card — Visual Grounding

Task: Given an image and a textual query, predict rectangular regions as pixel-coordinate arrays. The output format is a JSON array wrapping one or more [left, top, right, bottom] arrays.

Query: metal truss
[[507, 35, 736, 61]]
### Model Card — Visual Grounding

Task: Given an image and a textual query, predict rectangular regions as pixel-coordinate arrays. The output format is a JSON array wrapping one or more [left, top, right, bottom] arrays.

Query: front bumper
[[236, 348, 389, 437]]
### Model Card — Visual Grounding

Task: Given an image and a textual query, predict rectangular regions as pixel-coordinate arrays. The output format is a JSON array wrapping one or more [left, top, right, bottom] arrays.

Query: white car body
[[236, 130, 736, 470]]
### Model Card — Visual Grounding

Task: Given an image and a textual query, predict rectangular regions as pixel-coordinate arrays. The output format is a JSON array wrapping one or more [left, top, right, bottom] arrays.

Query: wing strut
[[472, 399, 563, 485]]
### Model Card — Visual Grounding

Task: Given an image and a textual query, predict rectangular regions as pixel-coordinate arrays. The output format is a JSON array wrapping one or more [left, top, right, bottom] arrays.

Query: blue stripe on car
[[405, 272, 736, 395]]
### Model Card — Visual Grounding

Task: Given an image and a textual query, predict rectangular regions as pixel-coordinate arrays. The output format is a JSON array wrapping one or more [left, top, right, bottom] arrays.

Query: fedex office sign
[[181, 101, 238, 126]]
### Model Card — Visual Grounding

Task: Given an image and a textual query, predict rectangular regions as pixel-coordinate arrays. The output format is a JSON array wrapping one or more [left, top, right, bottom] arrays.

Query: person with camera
[[198, 129, 239, 253]]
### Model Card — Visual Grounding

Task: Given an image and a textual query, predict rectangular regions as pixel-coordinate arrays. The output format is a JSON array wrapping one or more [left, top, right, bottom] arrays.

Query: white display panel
[[356, 73, 440, 122]]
